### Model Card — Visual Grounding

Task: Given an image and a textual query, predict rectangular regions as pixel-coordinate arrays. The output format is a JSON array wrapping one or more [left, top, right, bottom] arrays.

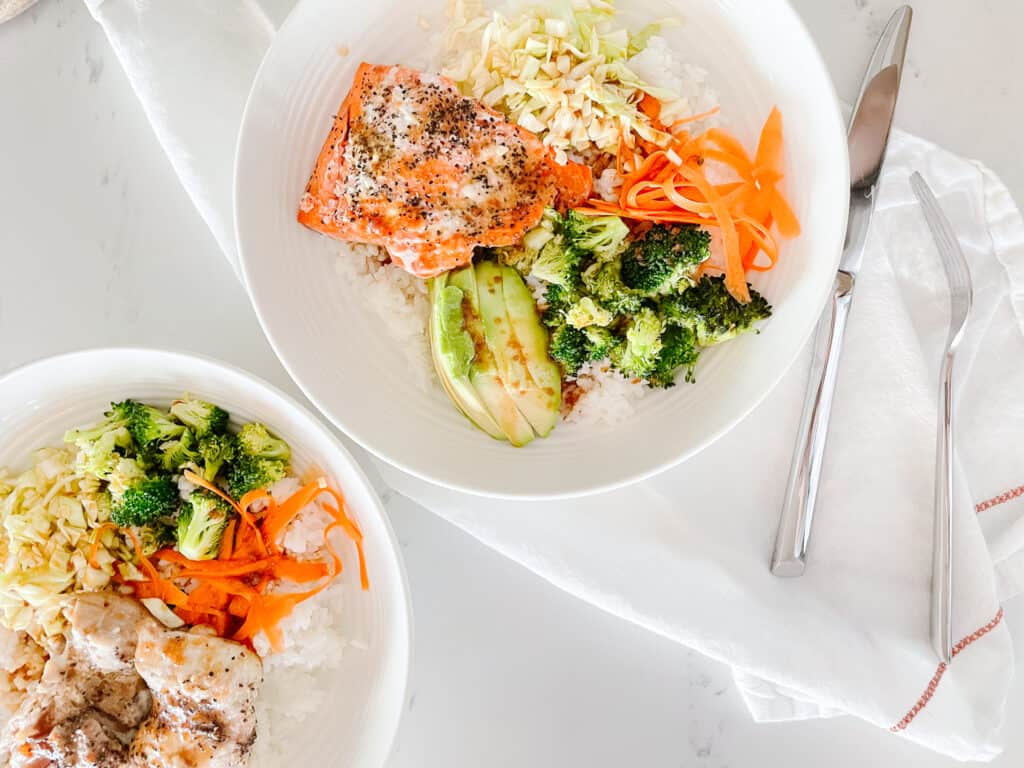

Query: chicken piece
[[0, 594, 153, 768], [298, 63, 591, 277], [129, 622, 262, 768], [0, 627, 46, 718]]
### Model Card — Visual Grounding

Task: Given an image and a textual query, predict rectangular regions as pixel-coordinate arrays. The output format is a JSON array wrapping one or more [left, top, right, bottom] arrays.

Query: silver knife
[[770, 6, 913, 577]]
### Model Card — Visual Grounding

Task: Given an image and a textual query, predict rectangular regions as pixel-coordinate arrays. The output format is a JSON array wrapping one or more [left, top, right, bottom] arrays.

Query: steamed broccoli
[[540, 283, 579, 328], [648, 325, 700, 388], [176, 491, 232, 561], [582, 326, 618, 361], [64, 401, 133, 445], [197, 433, 237, 482], [662, 276, 772, 346], [620, 224, 711, 296], [137, 521, 176, 556], [70, 426, 134, 479], [111, 476, 179, 527], [565, 297, 614, 329], [236, 423, 291, 462], [169, 397, 229, 437], [612, 307, 664, 379], [106, 457, 148, 500], [123, 401, 185, 447], [549, 324, 590, 376], [159, 430, 199, 472], [499, 208, 560, 273], [224, 455, 286, 499], [530, 237, 582, 289], [581, 260, 644, 315], [64, 402, 137, 479], [563, 210, 630, 261]]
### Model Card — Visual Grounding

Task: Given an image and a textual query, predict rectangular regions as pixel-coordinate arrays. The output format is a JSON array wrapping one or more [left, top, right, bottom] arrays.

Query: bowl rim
[[0, 345, 414, 765], [234, 0, 850, 500]]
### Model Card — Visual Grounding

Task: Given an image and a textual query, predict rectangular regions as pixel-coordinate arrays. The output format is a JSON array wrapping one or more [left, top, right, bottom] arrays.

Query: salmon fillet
[[297, 63, 591, 277]]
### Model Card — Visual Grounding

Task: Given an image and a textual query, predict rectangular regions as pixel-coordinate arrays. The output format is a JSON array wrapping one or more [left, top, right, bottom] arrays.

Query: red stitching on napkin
[[889, 608, 1005, 733], [976, 484, 1024, 513]]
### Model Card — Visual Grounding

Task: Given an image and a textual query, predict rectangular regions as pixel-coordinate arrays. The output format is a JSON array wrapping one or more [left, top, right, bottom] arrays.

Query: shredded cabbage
[[442, 0, 681, 162], [0, 448, 132, 639]]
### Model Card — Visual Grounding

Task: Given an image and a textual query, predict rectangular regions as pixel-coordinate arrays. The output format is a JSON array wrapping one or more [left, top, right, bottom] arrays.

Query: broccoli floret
[[544, 282, 577, 312], [64, 403, 137, 479], [71, 427, 135, 479], [64, 403, 132, 446], [565, 297, 615, 329], [581, 260, 644, 315], [197, 433, 237, 483], [582, 326, 618, 361], [620, 224, 711, 296], [563, 210, 630, 261], [530, 237, 582, 289], [137, 521, 176, 556], [169, 397, 229, 437], [499, 208, 561, 273], [106, 457, 148, 500], [224, 456, 286, 499], [122, 401, 185, 447], [159, 430, 199, 473], [540, 283, 578, 328], [612, 307, 664, 379], [663, 275, 772, 346], [648, 325, 701, 387], [549, 324, 590, 376], [236, 423, 291, 462], [176, 491, 232, 561], [111, 476, 179, 527]]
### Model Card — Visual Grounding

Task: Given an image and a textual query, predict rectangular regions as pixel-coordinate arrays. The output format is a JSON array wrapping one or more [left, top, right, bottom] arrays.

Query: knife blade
[[770, 6, 912, 577]]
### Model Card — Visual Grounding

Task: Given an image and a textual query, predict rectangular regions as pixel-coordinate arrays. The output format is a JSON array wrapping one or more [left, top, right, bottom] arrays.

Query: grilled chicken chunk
[[129, 622, 262, 768], [0, 594, 153, 767], [298, 63, 591, 277]]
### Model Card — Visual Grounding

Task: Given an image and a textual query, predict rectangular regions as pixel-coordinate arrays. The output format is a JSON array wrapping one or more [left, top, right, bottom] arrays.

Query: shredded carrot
[[184, 470, 267, 555], [261, 477, 329, 552], [669, 105, 721, 133], [122, 529, 189, 607], [116, 475, 362, 651], [219, 518, 237, 560], [583, 105, 799, 302], [321, 487, 369, 590], [88, 522, 120, 569]]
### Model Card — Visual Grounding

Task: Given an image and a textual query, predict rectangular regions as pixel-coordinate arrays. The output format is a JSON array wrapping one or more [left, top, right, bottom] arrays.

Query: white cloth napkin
[[87, 0, 1024, 760]]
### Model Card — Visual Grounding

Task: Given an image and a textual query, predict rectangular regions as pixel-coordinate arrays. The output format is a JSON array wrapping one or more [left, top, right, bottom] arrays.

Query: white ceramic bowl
[[235, 0, 849, 498], [0, 348, 411, 768]]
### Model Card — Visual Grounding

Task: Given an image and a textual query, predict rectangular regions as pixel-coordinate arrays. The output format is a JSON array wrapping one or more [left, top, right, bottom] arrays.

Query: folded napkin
[[87, 0, 1024, 759]]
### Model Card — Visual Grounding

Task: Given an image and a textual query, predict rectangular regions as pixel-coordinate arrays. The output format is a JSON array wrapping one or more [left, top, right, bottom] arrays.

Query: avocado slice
[[448, 266, 535, 447], [428, 274, 506, 441], [500, 264, 562, 415], [475, 261, 560, 437]]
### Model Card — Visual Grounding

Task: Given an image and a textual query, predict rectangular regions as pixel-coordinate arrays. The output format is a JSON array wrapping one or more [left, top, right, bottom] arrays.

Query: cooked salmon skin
[[297, 63, 589, 277]]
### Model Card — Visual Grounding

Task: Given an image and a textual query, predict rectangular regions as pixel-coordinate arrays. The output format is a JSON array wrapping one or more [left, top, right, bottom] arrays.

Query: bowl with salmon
[[0, 349, 411, 767], [235, 0, 848, 498]]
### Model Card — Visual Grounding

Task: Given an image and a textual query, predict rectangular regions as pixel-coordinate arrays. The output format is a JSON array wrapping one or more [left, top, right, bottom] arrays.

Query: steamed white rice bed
[[250, 476, 367, 767]]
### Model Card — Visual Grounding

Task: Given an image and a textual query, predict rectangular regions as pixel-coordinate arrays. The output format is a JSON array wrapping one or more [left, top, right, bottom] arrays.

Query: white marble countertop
[[2, 0, 1022, 765]]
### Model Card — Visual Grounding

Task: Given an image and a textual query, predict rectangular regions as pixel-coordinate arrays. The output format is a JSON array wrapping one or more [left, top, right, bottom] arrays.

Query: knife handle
[[770, 270, 855, 577]]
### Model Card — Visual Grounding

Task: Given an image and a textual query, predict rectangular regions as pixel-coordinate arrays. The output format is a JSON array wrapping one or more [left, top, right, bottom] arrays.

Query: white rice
[[334, 243, 432, 389], [249, 475, 360, 767], [626, 36, 719, 125], [564, 361, 649, 426]]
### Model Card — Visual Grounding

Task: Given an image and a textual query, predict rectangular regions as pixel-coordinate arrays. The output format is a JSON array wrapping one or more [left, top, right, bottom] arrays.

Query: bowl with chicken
[[235, 0, 848, 497], [0, 348, 411, 767]]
